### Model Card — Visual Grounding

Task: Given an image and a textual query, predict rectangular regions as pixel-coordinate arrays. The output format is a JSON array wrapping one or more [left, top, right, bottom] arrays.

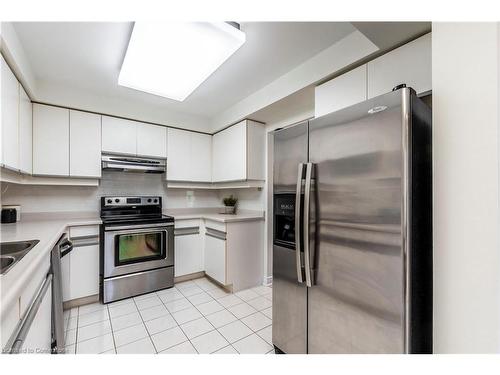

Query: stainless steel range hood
[[101, 154, 166, 173]]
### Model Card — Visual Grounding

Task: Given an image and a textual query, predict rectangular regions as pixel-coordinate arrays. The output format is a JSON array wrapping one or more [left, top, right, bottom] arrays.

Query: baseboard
[[63, 294, 99, 310], [263, 275, 273, 286], [174, 271, 205, 283]]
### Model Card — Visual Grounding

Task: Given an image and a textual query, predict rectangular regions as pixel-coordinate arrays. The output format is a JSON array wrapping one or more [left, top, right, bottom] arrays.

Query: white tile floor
[[63, 277, 273, 354]]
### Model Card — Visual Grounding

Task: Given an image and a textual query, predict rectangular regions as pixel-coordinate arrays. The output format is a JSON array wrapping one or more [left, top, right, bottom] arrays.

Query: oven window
[[115, 231, 164, 266]]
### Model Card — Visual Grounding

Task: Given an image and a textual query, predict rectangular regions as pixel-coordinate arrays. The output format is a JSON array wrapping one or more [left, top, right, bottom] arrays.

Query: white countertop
[[0, 212, 101, 312], [164, 208, 265, 223]]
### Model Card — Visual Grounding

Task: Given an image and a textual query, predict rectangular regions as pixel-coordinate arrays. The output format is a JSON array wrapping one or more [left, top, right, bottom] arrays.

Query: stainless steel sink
[[0, 240, 40, 275]]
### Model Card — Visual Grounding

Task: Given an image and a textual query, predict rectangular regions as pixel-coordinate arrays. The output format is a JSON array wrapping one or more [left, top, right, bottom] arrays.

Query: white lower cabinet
[[69, 244, 99, 300], [62, 226, 100, 302], [204, 229, 227, 285], [174, 220, 203, 277], [203, 220, 264, 291]]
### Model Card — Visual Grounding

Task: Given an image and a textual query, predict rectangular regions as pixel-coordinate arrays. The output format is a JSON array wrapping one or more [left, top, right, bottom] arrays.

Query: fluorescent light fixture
[[119, 22, 246, 101]]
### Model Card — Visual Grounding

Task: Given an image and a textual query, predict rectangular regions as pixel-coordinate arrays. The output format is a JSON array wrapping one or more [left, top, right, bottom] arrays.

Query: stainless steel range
[[99, 196, 174, 303]]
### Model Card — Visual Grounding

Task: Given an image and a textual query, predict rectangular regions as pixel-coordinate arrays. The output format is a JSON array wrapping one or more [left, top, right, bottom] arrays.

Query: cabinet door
[[33, 104, 70, 176], [175, 233, 203, 277], [137, 123, 167, 158], [315, 64, 367, 117], [69, 244, 99, 300], [190, 133, 212, 182], [1, 56, 19, 170], [204, 234, 226, 284], [18, 85, 32, 174], [101, 116, 137, 155], [167, 128, 191, 181], [367, 33, 431, 98], [212, 121, 247, 182], [70, 110, 101, 177]]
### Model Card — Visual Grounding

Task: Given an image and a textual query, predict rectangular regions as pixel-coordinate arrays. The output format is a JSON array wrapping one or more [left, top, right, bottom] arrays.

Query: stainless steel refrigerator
[[272, 87, 432, 354]]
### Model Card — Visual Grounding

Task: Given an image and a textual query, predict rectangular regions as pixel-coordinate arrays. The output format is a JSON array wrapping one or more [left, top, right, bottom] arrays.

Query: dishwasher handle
[[59, 239, 73, 258]]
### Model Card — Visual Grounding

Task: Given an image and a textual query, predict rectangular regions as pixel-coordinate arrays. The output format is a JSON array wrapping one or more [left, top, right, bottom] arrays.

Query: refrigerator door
[[272, 121, 308, 353], [307, 89, 406, 353]]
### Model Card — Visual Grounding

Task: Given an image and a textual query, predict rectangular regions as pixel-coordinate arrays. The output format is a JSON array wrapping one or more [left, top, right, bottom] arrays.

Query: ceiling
[[13, 22, 356, 119]]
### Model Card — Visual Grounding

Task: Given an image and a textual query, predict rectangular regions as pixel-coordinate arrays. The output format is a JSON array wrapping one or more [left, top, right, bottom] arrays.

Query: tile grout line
[[106, 303, 118, 354], [157, 286, 199, 353], [131, 297, 157, 354]]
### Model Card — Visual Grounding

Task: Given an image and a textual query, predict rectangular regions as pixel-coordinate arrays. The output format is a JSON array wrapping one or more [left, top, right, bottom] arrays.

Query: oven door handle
[[105, 229, 172, 237], [105, 223, 173, 232]]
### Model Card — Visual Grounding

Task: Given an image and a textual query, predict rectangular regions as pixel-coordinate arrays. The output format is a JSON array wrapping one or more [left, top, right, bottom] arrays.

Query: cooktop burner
[[100, 196, 174, 225]]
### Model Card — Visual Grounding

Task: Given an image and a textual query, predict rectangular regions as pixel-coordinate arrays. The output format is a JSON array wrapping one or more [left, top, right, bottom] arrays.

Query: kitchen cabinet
[[174, 219, 204, 277], [204, 227, 227, 285], [33, 104, 70, 176], [315, 64, 367, 117], [67, 225, 100, 301], [102, 115, 167, 158], [367, 33, 431, 98], [167, 128, 212, 182], [1, 55, 20, 170], [212, 120, 265, 182], [70, 110, 101, 178], [203, 219, 263, 291], [101, 116, 137, 155], [137, 123, 167, 158], [69, 244, 99, 300], [18, 85, 32, 174]]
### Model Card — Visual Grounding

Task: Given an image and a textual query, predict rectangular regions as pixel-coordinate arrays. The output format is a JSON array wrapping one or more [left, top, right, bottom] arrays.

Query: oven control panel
[[103, 196, 161, 207]]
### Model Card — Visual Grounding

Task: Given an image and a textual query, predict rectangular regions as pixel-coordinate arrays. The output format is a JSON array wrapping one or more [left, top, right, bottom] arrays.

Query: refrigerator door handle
[[295, 163, 304, 284], [303, 162, 313, 287]]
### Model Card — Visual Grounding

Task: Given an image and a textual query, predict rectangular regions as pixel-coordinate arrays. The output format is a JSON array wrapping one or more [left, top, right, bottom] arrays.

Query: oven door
[[104, 223, 174, 278]]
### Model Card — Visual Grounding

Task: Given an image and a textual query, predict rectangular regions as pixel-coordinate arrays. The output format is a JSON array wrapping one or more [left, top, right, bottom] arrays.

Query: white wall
[[432, 22, 500, 353], [0, 172, 221, 213]]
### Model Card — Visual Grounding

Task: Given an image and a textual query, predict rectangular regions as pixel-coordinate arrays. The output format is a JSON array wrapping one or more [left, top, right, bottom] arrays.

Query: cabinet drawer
[[69, 225, 99, 238], [174, 219, 201, 229], [204, 220, 226, 233]]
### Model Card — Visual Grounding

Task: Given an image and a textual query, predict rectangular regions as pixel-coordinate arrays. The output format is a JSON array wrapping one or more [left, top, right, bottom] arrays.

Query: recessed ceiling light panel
[[118, 22, 246, 101]]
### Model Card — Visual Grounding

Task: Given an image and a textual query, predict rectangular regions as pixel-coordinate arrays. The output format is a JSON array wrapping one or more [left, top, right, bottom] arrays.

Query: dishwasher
[[5, 234, 73, 354], [50, 234, 73, 353]]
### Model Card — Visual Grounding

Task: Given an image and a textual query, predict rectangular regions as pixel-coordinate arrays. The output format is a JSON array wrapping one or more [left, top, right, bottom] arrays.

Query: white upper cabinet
[[367, 33, 431, 98], [70, 110, 101, 178], [190, 132, 212, 182], [137, 123, 167, 158], [212, 120, 265, 182], [101, 116, 137, 155], [102, 116, 167, 158], [18, 85, 32, 174], [212, 122, 246, 182], [1, 56, 20, 170], [167, 128, 211, 182], [315, 64, 367, 117], [33, 104, 70, 176]]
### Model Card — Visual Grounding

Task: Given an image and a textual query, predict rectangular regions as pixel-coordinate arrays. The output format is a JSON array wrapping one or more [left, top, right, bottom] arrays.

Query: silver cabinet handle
[[295, 163, 304, 284], [303, 162, 313, 288], [6, 273, 53, 354], [174, 227, 200, 236], [206, 230, 226, 240]]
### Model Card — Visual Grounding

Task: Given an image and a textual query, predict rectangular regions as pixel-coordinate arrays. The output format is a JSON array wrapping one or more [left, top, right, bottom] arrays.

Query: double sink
[[0, 240, 40, 275]]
